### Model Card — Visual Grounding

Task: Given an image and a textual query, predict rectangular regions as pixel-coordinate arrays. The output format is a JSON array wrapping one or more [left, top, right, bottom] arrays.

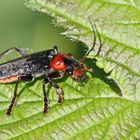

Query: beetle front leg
[[47, 72, 64, 104], [42, 72, 64, 114]]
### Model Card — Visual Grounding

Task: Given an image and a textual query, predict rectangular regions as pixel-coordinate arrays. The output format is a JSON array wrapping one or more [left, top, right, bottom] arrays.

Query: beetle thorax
[[50, 54, 67, 71]]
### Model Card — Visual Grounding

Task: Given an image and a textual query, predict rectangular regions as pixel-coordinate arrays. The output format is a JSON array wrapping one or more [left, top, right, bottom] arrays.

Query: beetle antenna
[[80, 18, 102, 63]]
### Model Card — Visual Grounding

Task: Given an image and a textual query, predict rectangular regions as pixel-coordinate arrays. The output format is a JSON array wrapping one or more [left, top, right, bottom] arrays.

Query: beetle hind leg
[[6, 75, 33, 116], [0, 47, 27, 59], [6, 80, 19, 116]]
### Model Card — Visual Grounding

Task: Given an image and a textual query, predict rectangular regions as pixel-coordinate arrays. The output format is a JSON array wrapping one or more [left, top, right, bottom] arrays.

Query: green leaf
[[0, 0, 140, 139]]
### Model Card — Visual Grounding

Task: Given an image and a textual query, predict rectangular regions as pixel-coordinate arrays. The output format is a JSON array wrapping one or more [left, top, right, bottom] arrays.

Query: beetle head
[[65, 61, 85, 82]]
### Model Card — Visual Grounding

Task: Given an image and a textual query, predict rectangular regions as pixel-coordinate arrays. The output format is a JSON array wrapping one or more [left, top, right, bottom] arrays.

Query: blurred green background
[[0, 0, 84, 59]]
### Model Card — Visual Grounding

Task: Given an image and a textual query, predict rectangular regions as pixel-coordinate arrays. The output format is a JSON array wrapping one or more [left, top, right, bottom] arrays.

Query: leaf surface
[[0, 0, 140, 139]]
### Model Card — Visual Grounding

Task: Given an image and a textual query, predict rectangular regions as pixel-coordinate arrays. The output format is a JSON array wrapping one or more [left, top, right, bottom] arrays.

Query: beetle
[[0, 21, 102, 116]]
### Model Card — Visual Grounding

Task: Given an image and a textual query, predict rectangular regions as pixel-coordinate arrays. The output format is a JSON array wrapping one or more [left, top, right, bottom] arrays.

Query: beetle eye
[[65, 65, 74, 75]]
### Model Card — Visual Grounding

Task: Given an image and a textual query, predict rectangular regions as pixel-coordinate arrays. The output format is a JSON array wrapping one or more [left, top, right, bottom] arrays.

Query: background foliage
[[0, 0, 140, 139]]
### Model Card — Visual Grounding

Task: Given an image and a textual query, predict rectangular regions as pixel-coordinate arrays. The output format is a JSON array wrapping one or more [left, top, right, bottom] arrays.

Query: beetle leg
[[47, 72, 64, 104], [6, 75, 33, 116], [6, 80, 19, 116], [18, 74, 33, 81], [42, 79, 49, 114], [42, 72, 64, 114], [0, 47, 27, 59]]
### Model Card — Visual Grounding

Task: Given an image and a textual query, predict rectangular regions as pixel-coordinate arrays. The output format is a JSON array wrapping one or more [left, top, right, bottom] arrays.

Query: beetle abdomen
[[0, 76, 19, 83]]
